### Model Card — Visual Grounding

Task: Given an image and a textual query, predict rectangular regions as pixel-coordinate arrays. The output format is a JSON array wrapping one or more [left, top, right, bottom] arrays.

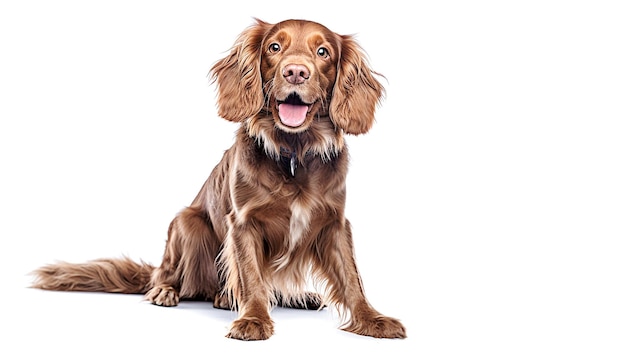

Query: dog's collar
[[279, 146, 298, 177]]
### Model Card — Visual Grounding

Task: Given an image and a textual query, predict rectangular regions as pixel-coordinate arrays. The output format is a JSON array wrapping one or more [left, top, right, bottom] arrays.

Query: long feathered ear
[[209, 19, 271, 122], [330, 35, 385, 135]]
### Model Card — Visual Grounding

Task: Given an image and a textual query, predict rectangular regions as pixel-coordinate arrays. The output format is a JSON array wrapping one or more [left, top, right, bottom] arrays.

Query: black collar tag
[[280, 146, 297, 177]]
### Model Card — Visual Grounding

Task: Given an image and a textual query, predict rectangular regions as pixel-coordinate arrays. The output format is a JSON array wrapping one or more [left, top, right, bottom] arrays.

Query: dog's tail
[[30, 256, 155, 294]]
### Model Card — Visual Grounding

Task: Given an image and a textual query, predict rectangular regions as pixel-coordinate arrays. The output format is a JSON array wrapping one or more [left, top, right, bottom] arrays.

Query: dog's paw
[[226, 316, 274, 341], [343, 314, 407, 339], [145, 285, 180, 307], [213, 293, 234, 310]]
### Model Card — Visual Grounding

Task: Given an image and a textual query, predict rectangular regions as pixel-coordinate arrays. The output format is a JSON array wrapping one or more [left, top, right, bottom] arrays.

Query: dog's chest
[[288, 199, 312, 246], [270, 197, 314, 271]]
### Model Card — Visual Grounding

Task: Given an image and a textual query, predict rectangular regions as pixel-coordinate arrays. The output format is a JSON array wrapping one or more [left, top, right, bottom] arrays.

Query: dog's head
[[210, 19, 384, 136]]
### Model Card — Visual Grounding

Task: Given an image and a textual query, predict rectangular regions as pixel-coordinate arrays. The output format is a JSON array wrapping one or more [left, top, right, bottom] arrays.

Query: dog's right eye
[[268, 43, 281, 53]]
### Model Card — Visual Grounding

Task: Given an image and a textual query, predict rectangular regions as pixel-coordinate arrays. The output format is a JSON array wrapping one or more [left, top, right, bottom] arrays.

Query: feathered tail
[[30, 257, 155, 294]]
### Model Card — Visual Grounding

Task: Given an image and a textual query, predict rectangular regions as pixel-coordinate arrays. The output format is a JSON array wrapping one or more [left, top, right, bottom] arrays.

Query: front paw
[[226, 316, 274, 341], [343, 315, 407, 339], [145, 285, 179, 307]]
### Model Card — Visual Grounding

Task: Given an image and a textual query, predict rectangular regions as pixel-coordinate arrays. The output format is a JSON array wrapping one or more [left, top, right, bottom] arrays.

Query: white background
[[1, 1, 625, 360]]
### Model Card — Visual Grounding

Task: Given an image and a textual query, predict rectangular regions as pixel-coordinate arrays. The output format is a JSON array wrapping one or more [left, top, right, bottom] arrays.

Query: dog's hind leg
[[146, 206, 221, 307]]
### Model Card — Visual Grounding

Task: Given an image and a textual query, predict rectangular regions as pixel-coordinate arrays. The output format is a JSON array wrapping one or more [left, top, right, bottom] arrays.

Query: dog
[[31, 18, 407, 341]]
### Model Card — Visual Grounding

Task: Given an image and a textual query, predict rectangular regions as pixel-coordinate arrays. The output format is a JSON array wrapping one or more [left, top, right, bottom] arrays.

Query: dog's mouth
[[277, 93, 312, 128]]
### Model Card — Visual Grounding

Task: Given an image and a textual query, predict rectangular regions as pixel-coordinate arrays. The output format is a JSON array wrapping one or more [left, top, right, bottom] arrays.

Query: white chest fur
[[273, 199, 312, 271], [289, 200, 311, 246]]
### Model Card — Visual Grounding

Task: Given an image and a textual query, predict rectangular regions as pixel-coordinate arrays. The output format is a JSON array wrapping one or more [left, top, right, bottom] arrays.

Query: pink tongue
[[278, 103, 308, 127]]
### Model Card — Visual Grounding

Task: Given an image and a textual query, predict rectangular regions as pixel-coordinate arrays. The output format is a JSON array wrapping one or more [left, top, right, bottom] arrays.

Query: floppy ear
[[209, 19, 271, 122], [330, 35, 385, 135]]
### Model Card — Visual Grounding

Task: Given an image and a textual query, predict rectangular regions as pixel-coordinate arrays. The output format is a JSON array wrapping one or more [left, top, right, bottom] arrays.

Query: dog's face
[[210, 19, 384, 136], [260, 20, 340, 133]]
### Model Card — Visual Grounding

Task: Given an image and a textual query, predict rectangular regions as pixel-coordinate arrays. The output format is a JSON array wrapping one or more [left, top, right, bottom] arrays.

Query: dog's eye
[[317, 47, 330, 58], [269, 43, 281, 53]]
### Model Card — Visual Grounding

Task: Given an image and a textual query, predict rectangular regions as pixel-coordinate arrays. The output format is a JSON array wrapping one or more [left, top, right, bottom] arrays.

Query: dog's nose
[[282, 64, 310, 85]]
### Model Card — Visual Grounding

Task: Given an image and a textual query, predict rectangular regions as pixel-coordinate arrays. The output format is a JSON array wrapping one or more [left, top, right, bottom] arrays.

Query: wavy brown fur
[[32, 257, 154, 294], [30, 19, 406, 341]]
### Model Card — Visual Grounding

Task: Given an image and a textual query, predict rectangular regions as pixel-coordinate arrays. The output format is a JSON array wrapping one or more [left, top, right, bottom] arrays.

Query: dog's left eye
[[317, 47, 330, 58]]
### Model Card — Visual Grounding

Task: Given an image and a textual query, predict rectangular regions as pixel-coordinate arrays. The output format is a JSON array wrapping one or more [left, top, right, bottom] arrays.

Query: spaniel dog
[[32, 18, 407, 341]]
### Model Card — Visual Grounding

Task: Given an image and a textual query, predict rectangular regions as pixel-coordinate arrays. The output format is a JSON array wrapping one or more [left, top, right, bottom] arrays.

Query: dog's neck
[[247, 123, 344, 178], [256, 136, 309, 178]]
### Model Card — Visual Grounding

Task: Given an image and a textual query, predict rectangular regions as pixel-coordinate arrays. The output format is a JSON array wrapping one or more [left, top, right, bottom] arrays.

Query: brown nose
[[282, 64, 310, 85]]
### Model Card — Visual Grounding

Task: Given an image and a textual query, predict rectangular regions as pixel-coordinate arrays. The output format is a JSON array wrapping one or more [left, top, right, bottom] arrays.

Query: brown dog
[[31, 18, 407, 341]]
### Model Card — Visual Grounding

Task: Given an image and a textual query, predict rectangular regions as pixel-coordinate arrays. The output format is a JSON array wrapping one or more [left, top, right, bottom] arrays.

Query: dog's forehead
[[267, 20, 337, 46]]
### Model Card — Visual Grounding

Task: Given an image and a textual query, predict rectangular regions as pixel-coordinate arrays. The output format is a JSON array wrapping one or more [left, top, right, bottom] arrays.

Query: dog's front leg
[[316, 220, 407, 339], [221, 214, 274, 340]]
